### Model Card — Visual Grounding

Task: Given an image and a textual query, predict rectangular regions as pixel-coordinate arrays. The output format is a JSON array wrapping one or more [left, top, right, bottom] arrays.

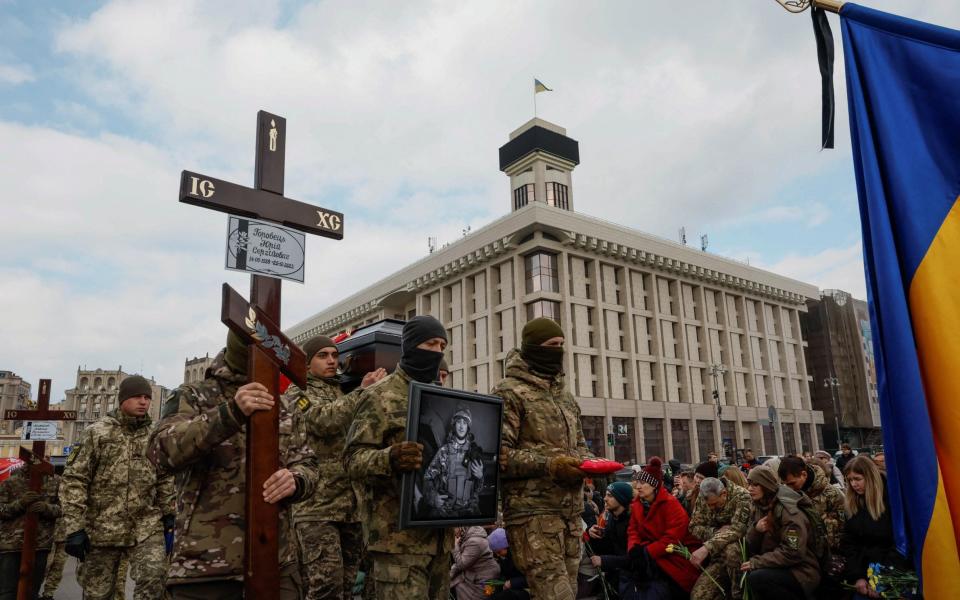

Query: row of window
[[512, 183, 570, 211]]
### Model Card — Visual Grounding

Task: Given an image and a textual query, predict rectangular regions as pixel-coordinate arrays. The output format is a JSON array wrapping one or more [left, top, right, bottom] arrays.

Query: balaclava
[[520, 317, 565, 376], [399, 316, 447, 383]]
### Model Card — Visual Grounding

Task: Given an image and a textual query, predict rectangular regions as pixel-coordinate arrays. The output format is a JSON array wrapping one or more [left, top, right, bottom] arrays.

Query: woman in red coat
[[623, 457, 701, 600]]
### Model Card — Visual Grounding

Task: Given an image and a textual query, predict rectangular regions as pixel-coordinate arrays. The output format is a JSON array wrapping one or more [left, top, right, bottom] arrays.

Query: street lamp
[[824, 376, 841, 448], [709, 364, 728, 418]]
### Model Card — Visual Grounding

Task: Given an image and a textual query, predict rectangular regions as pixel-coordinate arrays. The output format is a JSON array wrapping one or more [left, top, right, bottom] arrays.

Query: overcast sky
[[2, 0, 956, 402]]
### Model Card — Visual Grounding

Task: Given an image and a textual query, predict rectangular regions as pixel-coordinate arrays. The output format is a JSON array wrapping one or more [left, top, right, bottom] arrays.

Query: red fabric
[[579, 458, 624, 474], [279, 374, 291, 394], [626, 486, 702, 592]]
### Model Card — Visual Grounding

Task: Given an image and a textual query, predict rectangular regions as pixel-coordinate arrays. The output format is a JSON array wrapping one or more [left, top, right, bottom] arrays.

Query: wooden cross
[[178, 111, 342, 598], [2, 378, 76, 600]]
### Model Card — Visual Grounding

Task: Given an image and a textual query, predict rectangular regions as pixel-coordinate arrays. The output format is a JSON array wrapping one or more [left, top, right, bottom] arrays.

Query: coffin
[[337, 319, 404, 393]]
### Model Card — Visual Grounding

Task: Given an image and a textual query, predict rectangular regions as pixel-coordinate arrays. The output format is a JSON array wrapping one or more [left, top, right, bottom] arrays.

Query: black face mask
[[400, 348, 445, 384], [520, 343, 565, 376]]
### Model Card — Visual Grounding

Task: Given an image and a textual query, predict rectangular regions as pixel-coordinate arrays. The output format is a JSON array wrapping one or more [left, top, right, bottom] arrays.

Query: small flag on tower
[[534, 79, 552, 93]]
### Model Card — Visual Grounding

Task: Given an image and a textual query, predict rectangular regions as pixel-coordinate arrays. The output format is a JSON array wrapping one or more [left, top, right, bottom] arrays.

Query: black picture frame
[[399, 381, 503, 529]]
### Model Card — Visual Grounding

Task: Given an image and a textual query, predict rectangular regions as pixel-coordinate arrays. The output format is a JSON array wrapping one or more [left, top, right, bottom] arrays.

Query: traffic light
[[607, 433, 615, 447]]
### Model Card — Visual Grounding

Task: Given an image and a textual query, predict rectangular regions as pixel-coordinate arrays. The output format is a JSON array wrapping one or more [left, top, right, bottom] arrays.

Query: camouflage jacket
[[804, 462, 845, 551], [745, 486, 821, 594], [285, 375, 361, 523], [688, 481, 751, 557], [60, 410, 174, 547], [343, 367, 453, 555], [491, 349, 592, 524], [0, 469, 60, 552], [148, 360, 318, 584]]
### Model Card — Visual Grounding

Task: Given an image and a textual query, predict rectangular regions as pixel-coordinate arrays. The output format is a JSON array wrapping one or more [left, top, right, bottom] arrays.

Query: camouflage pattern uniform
[[147, 355, 317, 599], [40, 506, 67, 598], [0, 468, 60, 599], [688, 483, 752, 600], [60, 409, 173, 600], [285, 375, 364, 600], [343, 367, 453, 600], [803, 461, 845, 552], [491, 349, 593, 600]]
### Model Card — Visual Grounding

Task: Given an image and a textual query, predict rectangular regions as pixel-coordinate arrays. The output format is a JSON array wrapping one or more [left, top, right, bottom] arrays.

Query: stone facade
[[183, 354, 213, 385], [0, 371, 30, 435], [288, 119, 825, 464], [62, 368, 170, 445]]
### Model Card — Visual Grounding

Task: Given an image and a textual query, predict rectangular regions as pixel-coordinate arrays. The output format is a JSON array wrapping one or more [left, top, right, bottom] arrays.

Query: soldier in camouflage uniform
[[687, 477, 752, 600], [148, 332, 318, 600], [343, 316, 454, 600], [59, 375, 174, 600], [284, 334, 385, 600], [39, 477, 67, 600], [492, 317, 593, 600], [0, 465, 60, 600], [778, 456, 845, 552]]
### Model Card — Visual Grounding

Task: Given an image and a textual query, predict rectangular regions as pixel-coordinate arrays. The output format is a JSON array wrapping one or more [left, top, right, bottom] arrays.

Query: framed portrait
[[399, 382, 503, 529]]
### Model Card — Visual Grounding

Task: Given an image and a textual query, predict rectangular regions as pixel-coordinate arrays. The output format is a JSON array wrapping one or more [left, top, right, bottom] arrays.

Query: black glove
[[65, 529, 91, 561]]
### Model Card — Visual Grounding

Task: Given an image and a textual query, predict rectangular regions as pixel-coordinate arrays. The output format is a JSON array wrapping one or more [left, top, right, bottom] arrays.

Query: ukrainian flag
[[534, 78, 552, 93], [841, 4, 960, 594]]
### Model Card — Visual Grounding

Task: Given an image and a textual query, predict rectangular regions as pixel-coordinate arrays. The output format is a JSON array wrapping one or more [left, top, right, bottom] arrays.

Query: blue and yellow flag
[[841, 4, 960, 594], [534, 78, 552, 94]]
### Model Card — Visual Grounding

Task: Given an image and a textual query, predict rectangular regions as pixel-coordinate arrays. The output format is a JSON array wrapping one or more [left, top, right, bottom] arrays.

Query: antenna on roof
[[679, 227, 687, 245], [462, 225, 471, 238], [700, 234, 709, 252], [428, 237, 437, 254]]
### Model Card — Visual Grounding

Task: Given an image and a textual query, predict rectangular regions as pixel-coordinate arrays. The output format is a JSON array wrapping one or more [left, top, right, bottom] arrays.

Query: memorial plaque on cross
[[2, 378, 75, 600], [178, 110, 343, 598]]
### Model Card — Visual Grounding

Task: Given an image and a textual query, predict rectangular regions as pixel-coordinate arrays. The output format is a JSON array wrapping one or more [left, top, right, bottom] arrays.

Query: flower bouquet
[[840, 562, 918, 599], [482, 579, 505, 596], [666, 542, 726, 596]]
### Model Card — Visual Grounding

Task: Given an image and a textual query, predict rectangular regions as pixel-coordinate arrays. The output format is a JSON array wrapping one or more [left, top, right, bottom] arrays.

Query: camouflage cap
[[452, 406, 472, 426]]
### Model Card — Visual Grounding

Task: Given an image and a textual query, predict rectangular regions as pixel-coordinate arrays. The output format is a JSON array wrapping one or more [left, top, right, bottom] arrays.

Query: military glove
[[27, 501, 53, 516], [547, 455, 585, 485], [65, 529, 91, 561], [389, 441, 424, 472], [14, 491, 41, 512]]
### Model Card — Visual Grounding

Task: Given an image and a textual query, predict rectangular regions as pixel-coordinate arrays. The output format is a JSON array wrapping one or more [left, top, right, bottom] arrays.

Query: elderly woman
[[450, 526, 501, 600], [623, 457, 701, 600]]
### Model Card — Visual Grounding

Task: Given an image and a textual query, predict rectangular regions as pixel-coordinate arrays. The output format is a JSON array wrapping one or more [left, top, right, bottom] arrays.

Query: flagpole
[[533, 81, 537, 119], [814, 0, 843, 13]]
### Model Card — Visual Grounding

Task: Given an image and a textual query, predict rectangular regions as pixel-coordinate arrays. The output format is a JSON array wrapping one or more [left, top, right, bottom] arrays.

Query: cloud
[[764, 242, 867, 299], [0, 62, 34, 84]]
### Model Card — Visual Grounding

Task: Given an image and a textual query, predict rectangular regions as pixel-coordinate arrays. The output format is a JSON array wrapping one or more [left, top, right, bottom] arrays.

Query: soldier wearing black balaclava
[[492, 317, 593, 600], [343, 316, 453, 600]]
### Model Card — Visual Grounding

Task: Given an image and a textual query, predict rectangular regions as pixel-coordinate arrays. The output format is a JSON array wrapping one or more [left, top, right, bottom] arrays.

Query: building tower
[[499, 118, 580, 212]]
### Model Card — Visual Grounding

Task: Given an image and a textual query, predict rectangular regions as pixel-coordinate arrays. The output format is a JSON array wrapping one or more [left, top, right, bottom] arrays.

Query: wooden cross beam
[[2, 378, 74, 600], [178, 110, 342, 597]]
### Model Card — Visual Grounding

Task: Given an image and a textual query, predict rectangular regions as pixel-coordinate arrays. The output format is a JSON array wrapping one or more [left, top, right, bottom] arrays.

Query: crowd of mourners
[[0, 312, 915, 600]]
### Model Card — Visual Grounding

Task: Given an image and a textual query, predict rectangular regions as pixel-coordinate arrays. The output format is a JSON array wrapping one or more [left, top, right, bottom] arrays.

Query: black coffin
[[337, 319, 404, 393]]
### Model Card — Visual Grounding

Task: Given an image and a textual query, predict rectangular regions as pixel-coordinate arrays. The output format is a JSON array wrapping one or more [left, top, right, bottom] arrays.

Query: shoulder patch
[[784, 525, 800, 549], [297, 396, 311, 412]]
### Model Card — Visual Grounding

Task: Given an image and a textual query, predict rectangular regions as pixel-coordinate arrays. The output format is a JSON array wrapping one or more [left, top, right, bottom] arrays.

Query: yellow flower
[[666, 544, 675, 553]]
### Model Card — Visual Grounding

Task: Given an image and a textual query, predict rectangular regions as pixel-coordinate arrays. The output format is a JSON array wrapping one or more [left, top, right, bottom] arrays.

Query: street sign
[[226, 216, 306, 283], [21, 421, 57, 441], [63, 446, 72, 455]]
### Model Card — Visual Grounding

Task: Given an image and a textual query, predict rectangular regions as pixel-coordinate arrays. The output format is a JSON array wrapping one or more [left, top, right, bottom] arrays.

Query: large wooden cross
[[2, 378, 76, 600], [178, 111, 342, 598]]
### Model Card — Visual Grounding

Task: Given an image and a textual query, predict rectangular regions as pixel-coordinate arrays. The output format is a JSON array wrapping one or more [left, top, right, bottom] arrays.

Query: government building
[[288, 118, 824, 464]]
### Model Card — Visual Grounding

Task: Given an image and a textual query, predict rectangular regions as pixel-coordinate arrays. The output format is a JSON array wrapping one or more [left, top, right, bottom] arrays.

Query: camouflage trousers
[[367, 551, 449, 600], [690, 543, 741, 600], [166, 561, 300, 600], [295, 520, 363, 600], [41, 541, 66, 595], [506, 514, 581, 600], [79, 532, 166, 600]]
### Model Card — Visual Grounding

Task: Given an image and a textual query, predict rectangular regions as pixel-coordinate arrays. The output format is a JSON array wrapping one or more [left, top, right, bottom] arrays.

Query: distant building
[[0, 371, 30, 435], [184, 354, 213, 385], [288, 118, 825, 463], [800, 290, 882, 449], [62, 368, 171, 445]]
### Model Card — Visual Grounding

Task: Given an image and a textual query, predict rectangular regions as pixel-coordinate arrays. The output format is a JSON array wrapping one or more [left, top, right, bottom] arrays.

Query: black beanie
[[302, 335, 336, 363], [521, 318, 564, 346], [401, 316, 447, 354], [118, 376, 152, 402], [695, 461, 719, 479]]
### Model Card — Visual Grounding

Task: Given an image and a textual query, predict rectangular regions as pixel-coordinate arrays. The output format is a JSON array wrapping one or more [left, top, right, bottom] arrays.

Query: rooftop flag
[[534, 78, 552, 93], [841, 4, 960, 595]]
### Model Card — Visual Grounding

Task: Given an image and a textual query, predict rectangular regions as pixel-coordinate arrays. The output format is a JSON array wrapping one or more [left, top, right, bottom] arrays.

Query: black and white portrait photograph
[[400, 382, 503, 529]]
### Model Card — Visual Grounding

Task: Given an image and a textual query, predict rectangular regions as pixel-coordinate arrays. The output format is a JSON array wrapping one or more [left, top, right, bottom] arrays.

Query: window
[[799, 423, 812, 453], [513, 183, 535, 210], [526, 300, 561, 323], [782, 424, 797, 454], [546, 182, 570, 210], [581, 416, 606, 458], [643, 418, 665, 462], [696, 420, 715, 463], [671, 420, 691, 463], [613, 417, 636, 464], [762, 423, 777, 455], [525, 252, 559, 293]]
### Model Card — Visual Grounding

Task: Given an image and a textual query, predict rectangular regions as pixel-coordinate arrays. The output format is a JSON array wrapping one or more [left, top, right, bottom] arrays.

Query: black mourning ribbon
[[811, 6, 835, 149]]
